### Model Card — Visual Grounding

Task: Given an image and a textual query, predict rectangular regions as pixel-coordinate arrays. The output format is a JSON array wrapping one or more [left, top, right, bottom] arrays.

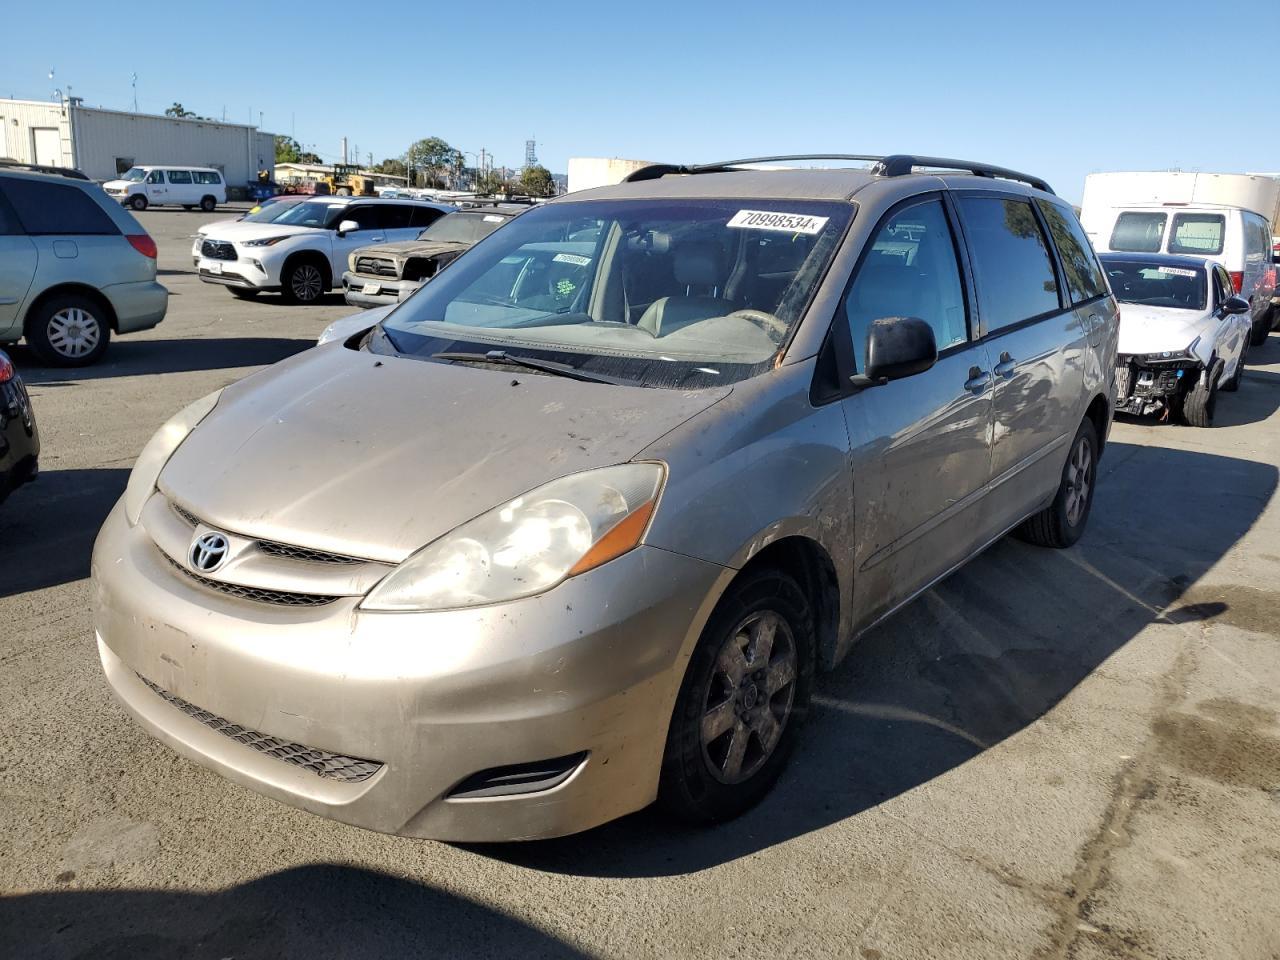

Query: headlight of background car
[[362, 463, 665, 612], [240, 236, 290, 247], [122, 390, 223, 526]]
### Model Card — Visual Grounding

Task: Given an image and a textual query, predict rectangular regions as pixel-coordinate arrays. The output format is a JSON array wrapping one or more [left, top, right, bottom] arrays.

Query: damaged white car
[[1101, 253, 1252, 426]]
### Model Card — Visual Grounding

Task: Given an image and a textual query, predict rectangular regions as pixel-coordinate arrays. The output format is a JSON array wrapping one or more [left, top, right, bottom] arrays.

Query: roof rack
[[0, 159, 90, 181], [622, 154, 1054, 195]]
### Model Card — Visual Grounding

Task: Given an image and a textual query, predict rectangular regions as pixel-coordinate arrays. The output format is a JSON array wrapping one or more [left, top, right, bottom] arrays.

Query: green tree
[[374, 157, 408, 179], [405, 137, 463, 188], [164, 102, 196, 118], [519, 164, 555, 198], [274, 136, 321, 165], [475, 169, 506, 195]]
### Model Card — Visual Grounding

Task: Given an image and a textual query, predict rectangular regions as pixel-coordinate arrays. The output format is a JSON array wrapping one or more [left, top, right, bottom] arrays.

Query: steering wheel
[[728, 309, 789, 339]]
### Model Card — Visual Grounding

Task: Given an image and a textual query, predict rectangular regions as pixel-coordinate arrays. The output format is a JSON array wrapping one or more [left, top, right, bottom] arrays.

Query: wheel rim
[[699, 610, 798, 785], [1064, 435, 1093, 527], [47, 307, 101, 358], [291, 265, 323, 301]]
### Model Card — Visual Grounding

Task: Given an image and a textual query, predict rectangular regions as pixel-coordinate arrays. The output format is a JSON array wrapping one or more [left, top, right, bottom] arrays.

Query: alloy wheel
[[1064, 435, 1093, 527], [46, 307, 102, 360], [291, 264, 324, 302], [699, 610, 798, 784]]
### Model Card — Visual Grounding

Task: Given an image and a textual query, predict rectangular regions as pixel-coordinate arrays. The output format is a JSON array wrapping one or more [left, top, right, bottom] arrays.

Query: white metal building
[[567, 157, 655, 193], [0, 98, 275, 185]]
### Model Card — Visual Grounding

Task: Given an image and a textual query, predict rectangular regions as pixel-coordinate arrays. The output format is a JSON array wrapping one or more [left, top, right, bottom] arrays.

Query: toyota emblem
[[189, 531, 230, 572]]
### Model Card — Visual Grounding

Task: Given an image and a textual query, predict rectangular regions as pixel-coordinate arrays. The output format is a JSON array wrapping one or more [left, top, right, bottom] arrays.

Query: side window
[[193, 171, 219, 185], [957, 196, 1061, 332], [145, 170, 165, 184], [410, 205, 446, 228], [1168, 213, 1224, 255], [1110, 211, 1166, 253], [0, 184, 21, 235], [167, 169, 193, 184], [2, 179, 119, 236], [376, 205, 414, 230], [1037, 200, 1107, 304], [844, 197, 969, 369]]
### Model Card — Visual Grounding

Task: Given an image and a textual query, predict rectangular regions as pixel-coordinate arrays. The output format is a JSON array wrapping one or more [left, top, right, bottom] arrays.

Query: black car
[[0, 350, 39, 504]]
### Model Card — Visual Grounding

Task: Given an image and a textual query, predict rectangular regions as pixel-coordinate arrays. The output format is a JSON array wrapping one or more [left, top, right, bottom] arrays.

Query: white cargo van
[[103, 166, 226, 213], [1081, 172, 1278, 344]]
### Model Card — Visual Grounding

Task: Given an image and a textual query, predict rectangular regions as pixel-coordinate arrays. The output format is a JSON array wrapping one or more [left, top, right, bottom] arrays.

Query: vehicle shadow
[[0, 468, 129, 598], [1216, 368, 1280, 428], [0, 864, 588, 960], [9, 337, 313, 383], [475, 439, 1277, 878]]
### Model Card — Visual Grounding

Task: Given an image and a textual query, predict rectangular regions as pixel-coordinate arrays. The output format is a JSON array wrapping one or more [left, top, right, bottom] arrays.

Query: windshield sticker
[[483, 215, 505, 222], [1156, 267, 1198, 278], [727, 209, 829, 235], [553, 253, 592, 266]]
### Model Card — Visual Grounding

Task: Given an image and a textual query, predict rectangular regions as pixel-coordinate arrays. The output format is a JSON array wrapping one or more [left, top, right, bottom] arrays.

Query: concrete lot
[[2, 206, 1279, 960]]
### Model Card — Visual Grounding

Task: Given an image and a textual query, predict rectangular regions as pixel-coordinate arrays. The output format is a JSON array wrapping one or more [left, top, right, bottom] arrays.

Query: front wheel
[[1182, 359, 1222, 427], [280, 259, 326, 304], [129, 195, 147, 211], [1014, 418, 1098, 549], [659, 568, 814, 824]]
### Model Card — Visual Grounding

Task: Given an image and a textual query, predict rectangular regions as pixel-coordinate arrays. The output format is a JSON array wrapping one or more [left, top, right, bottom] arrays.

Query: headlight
[[123, 390, 222, 525], [241, 236, 290, 247], [362, 463, 666, 611]]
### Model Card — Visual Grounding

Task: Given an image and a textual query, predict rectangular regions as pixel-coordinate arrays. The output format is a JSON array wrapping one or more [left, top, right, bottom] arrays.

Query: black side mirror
[[855, 316, 939, 386], [1221, 296, 1250, 316]]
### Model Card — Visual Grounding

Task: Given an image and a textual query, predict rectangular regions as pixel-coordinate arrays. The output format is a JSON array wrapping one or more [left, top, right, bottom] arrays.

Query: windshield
[[120, 167, 146, 182], [1101, 258, 1206, 311], [374, 198, 852, 388], [418, 212, 510, 245], [243, 198, 305, 223], [269, 201, 343, 229]]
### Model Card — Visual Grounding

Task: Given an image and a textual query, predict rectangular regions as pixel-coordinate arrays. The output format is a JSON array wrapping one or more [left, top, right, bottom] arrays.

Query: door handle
[[993, 351, 1017, 379], [369, 236, 386, 242], [964, 367, 992, 394]]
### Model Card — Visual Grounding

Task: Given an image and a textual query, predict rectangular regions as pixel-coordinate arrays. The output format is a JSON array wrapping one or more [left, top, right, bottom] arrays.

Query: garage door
[[32, 127, 60, 166]]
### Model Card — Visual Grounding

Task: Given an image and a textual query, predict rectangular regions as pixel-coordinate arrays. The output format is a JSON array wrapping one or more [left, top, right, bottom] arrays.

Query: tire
[[1015, 417, 1098, 549], [200, 196, 217, 212], [1181, 359, 1222, 427], [658, 567, 815, 824], [1222, 344, 1246, 393], [229, 288, 260, 300], [1249, 312, 1269, 347], [280, 258, 327, 304], [129, 195, 147, 212], [25, 293, 111, 367]]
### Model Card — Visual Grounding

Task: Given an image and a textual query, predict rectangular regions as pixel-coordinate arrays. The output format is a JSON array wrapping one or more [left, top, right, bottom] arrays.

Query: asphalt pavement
[[2, 206, 1278, 959]]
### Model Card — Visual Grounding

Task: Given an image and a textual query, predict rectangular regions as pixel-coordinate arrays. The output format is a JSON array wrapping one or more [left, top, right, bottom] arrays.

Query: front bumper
[[1113, 356, 1201, 415], [197, 257, 277, 291], [102, 280, 168, 333], [91, 499, 727, 841], [0, 375, 39, 501], [342, 271, 423, 309]]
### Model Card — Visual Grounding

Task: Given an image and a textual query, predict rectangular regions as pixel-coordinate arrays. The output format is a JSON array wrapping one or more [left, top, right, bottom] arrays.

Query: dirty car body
[[93, 157, 1117, 841]]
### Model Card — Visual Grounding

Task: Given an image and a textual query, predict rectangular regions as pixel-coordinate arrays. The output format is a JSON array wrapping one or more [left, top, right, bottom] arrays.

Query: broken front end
[[1114, 352, 1203, 417]]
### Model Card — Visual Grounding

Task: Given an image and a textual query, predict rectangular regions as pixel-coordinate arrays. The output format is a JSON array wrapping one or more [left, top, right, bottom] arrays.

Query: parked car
[[93, 154, 1117, 841], [1080, 172, 1277, 345], [342, 204, 528, 308], [0, 165, 167, 366], [1101, 253, 1252, 426], [194, 197, 452, 303], [0, 349, 39, 505], [189, 196, 311, 266], [103, 165, 227, 212]]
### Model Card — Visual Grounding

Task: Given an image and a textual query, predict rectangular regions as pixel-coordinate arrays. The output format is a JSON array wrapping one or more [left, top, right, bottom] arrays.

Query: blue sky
[[4, 0, 1276, 202]]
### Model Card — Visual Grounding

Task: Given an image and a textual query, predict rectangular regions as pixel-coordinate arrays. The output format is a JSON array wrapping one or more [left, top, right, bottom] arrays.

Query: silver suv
[[0, 163, 167, 366], [93, 154, 1118, 840]]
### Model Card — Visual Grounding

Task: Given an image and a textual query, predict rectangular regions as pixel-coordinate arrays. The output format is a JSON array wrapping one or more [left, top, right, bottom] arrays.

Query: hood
[[317, 306, 392, 345], [355, 239, 469, 260], [158, 344, 729, 563], [1117, 304, 1212, 357], [197, 217, 262, 237], [202, 222, 320, 244], [103, 179, 137, 190]]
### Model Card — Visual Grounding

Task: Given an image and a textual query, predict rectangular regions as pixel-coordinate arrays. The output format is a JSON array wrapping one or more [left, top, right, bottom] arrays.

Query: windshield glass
[[243, 198, 305, 223], [374, 198, 852, 388], [419, 212, 510, 244], [1110, 211, 1167, 253], [269, 201, 343, 229], [1101, 258, 1206, 311], [120, 167, 146, 182]]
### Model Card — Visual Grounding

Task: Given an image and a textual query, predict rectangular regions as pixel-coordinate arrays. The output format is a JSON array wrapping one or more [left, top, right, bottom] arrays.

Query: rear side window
[[957, 196, 1061, 332], [1110, 212, 1166, 253], [2, 179, 119, 236], [1168, 213, 1224, 255], [409, 205, 446, 228], [1037, 200, 1107, 304], [167, 169, 193, 184], [844, 196, 968, 368], [375, 205, 414, 230], [0, 184, 21, 235], [193, 171, 222, 184]]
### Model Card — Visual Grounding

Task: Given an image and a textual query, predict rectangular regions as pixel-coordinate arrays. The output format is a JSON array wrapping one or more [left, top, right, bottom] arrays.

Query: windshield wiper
[[431, 349, 632, 386]]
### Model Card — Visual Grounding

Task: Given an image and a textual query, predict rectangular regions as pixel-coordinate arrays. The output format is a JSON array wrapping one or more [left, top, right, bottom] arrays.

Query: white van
[[1081, 172, 1278, 345], [103, 166, 226, 213]]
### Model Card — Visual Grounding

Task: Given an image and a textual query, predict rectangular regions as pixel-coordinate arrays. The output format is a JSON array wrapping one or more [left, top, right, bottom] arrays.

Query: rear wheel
[[281, 258, 326, 304], [1182, 359, 1222, 427], [129, 195, 147, 211], [1015, 418, 1098, 549], [1249, 310, 1270, 347], [200, 195, 217, 212], [25, 293, 111, 367], [659, 567, 814, 823]]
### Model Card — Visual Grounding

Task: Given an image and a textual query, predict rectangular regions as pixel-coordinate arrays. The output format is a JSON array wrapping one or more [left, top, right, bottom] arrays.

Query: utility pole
[[341, 136, 348, 164]]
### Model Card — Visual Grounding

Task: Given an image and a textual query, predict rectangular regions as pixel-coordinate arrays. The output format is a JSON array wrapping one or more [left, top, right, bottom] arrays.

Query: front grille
[[171, 501, 200, 527], [170, 501, 361, 566], [200, 239, 237, 261], [163, 553, 338, 607], [137, 674, 382, 783], [354, 256, 398, 278], [1115, 365, 1132, 400]]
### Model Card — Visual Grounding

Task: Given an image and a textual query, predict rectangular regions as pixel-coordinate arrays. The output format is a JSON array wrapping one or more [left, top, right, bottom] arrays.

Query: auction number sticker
[[483, 215, 505, 222], [727, 209, 829, 235], [1156, 267, 1197, 278], [554, 252, 592, 266]]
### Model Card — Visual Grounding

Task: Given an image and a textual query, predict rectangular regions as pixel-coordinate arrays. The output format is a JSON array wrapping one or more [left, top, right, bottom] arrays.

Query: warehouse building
[[567, 157, 655, 193], [0, 98, 275, 187]]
